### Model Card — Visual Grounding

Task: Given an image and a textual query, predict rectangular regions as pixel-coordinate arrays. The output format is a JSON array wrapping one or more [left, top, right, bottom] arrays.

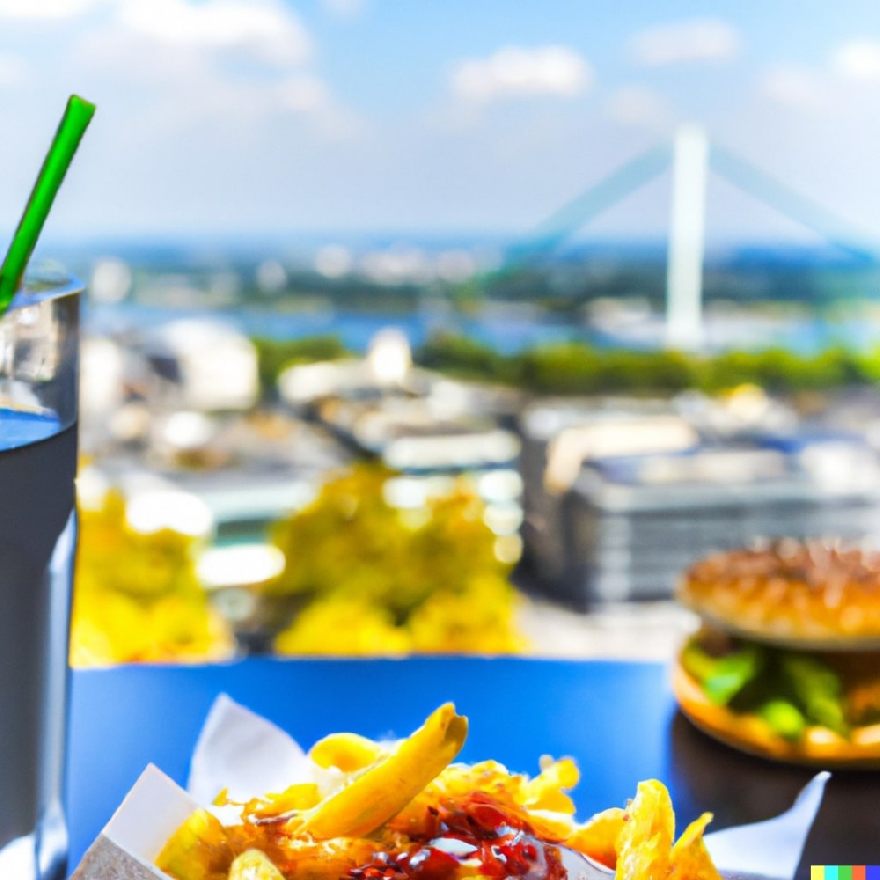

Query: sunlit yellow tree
[[269, 464, 523, 655], [71, 491, 233, 666]]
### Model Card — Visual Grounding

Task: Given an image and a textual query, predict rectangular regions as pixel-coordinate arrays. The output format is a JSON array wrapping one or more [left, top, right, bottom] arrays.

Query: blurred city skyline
[[1, 1, 880, 245]]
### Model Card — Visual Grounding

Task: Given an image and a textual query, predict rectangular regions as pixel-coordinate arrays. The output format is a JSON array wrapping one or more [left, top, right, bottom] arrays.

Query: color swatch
[[812, 868, 880, 880]]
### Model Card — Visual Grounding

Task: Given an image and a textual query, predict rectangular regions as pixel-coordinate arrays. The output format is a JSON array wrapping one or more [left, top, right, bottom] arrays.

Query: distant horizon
[[33, 230, 880, 265]]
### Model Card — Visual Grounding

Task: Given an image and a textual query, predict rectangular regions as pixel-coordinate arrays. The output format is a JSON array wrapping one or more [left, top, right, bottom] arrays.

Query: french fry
[[152, 707, 728, 880], [228, 850, 285, 880], [156, 809, 232, 880], [275, 838, 381, 880], [523, 757, 579, 813], [299, 703, 468, 839], [567, 807, 624, 868], [669, 813, 721, 880], [615, 780, 674, 880], [309, 732, 386, 773], [248, 784, 323, 821]]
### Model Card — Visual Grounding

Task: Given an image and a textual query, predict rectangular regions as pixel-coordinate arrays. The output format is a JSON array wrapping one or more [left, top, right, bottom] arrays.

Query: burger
[[674, 539, 880, 765]]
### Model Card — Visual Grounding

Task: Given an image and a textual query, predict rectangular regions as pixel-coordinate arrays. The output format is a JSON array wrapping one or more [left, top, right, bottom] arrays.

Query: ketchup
[[348, 794, 569, 880]]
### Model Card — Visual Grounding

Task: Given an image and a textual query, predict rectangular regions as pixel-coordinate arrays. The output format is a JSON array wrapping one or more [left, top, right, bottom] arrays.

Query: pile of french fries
[[157, 704, 721, 880]]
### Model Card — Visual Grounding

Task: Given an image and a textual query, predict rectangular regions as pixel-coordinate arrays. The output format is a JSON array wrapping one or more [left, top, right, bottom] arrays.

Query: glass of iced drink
[[0, 270, 80, 880]]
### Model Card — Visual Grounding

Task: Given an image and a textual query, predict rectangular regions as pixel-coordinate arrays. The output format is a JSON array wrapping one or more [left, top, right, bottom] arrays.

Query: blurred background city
[[4, 0, 880, 665]]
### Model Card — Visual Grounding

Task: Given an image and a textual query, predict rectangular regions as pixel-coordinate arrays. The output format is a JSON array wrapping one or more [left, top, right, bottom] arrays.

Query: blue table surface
[[66, 657, 878, 877]]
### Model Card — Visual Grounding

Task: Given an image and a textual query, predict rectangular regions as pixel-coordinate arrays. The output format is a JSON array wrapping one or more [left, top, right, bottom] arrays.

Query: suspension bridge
[[500, 126, 878, 350]]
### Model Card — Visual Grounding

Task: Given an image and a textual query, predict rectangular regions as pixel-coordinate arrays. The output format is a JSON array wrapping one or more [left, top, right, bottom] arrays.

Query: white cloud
[[118, 0, 312, 68], [605, 85, 671, 127], [451, 45, 592, 103], [76, 26, 202, 84], [0, 53, 25, 86], [70, 0, 358, 142], [0, 0, 99, 19], [760, 65, 828, 108], [630, 18, 740, 67], [831, 39, 880, 82], [275, 75, 331, 113], [756, 41, 880, 116]]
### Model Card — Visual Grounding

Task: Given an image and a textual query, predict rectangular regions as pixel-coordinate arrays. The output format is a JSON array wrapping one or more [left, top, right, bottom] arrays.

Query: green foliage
[[418, 332, 508, 382], [416, 333, 875, 396], [253, 335, 351, 397], [697, 348, 853, 393], [598, 349, 698, 393], [250, 330, 880, 399], [855, 345, 880, 383], [516, 343, 604, 394]]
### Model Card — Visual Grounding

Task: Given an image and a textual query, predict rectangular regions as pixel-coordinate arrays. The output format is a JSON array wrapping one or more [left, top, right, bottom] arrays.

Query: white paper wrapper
[[189, 695, 312, 807], [72, 695, 829, 880], [71, 765, 197, 880]]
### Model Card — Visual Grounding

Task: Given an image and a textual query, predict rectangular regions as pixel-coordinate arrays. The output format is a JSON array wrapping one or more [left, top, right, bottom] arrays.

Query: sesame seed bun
[[677, 540, 880, 649]]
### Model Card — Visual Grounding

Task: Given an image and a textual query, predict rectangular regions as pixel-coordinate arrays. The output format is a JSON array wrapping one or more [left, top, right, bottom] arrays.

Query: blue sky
[[1, 0, 880, 243]]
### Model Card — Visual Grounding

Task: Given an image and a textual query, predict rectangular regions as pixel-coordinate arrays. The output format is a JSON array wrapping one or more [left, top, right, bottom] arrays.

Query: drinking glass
[[0, 271, 80, 880]]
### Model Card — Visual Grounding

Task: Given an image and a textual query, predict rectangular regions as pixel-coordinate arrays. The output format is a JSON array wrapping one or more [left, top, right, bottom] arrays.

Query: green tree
[[253, 335, 351, 398]]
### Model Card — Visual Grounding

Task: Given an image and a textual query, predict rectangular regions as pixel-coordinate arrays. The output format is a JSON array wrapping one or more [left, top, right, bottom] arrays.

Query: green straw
[[0, 94, 96, 312]]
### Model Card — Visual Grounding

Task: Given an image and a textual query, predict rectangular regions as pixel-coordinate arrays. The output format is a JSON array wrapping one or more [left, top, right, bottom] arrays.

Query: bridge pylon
[[666, 124, 709, 351]]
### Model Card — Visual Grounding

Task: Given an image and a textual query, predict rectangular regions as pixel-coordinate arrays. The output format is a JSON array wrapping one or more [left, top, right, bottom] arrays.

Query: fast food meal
[[153, 703, 721, 880], [675, 540, 880, 765]]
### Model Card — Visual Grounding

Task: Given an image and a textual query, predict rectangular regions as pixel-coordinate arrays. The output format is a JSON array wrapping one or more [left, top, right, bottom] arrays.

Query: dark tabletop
[[66, 658, 880, 877]]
